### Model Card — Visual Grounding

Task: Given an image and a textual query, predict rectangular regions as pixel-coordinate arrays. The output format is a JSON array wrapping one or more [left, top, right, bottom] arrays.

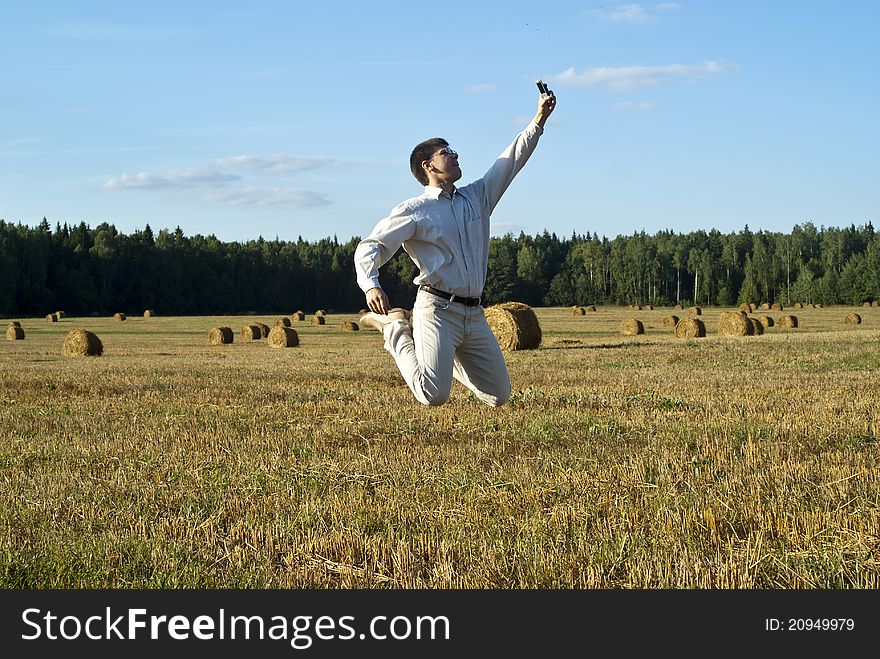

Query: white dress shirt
[[354, 120, 544, 299]]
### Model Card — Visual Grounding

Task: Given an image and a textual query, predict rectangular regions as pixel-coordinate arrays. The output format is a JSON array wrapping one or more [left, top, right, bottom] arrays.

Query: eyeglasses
[[432, 147, 458, 159]]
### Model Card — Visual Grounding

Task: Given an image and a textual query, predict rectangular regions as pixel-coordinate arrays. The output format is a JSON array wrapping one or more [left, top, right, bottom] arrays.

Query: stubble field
[[1, 305, 878, 588]]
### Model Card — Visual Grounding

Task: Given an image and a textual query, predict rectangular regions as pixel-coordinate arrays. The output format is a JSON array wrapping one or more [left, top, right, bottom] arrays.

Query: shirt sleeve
[[353, 204, 417, 293], [479, 120, 544, 215]]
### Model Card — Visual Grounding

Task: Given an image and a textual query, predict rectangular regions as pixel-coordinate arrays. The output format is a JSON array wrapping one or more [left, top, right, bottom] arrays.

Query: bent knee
[[419, 391, 450, 407], [482, 382, 511, 407]]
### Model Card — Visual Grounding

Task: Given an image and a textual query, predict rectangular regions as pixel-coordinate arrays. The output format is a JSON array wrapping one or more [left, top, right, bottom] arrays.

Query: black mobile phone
[[535, 79, 550, 95]]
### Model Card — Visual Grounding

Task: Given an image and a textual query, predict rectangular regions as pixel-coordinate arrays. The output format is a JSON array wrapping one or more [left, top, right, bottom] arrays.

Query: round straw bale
[[63, 329, 103, 356], [771, 303, 783, 311], [310, 315, 326, 326], [815, 303, 823, 308], [777, 314, 799, 328], [9, 321, 21, 328], [864, 302, 873, 308], [844, 313, 862, 325], [760, 303, 770, 310], [873, 301, 880, 308], [340, 321, 359, 331], [144, 309, 155, 317], [241, 324, 262, 340], [358, 308, 368, 316], [718, 311, 753, 336], [674, 304, 683, 310], [46, 314, 57, 322], [749, 317, 764, 335], [688, 306, 702, 316], [275, 316, 291, 327], [793, 303, 803, 309], [314, 309, 326, 316], [663, 315, 680, 328], [749, 303, 757, 312], [758, 314, 774, 327], [256, 322, 270, 337], [739, 303, 751, 312], [620, 318, 645, 336], [55, 310, 65, 318], [113, 312, 126, 321], [629, 304, 642, 310], [585, 305, 597, 312], [208, 327, 233, 345], [484, 301, 542, 350], [268, 325, 299, 348], [571, 306, 586, 315], [674, 317, 705, 338], [6, 326, 25, 340], [645, 304, 654, 310]]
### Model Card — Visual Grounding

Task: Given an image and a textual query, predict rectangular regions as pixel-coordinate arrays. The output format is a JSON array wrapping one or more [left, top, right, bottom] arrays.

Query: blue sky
[[1, 1, 877, 243]]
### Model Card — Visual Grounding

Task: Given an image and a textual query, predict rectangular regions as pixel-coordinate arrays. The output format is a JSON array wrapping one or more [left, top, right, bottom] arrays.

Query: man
[[354, 85, 557, 407]]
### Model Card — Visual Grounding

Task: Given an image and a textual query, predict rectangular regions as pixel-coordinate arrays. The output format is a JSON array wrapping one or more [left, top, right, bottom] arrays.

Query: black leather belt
[[418, 285, 481, 307]]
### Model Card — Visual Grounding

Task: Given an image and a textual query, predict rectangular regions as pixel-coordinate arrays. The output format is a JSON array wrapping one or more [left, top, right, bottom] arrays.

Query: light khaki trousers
[[382, 290, 511, 407]]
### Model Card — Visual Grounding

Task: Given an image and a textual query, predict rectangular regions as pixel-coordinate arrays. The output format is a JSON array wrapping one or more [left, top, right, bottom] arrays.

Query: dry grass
[[0, 305, 878, 588]]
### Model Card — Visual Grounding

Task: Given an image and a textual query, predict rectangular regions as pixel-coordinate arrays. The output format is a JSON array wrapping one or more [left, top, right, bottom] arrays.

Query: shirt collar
[[424, 185, 457, 200]]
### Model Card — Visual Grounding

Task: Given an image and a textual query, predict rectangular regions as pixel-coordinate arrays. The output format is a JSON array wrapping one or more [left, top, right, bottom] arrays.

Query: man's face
[[427, 146, 461, 184]]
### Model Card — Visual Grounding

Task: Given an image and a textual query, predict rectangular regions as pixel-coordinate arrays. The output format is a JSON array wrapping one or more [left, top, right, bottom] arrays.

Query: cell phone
[[535, 79, 551, 95]]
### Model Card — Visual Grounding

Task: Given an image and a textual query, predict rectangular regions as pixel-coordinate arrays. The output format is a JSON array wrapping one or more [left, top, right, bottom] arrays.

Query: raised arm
[[481, 87, 557, 214]]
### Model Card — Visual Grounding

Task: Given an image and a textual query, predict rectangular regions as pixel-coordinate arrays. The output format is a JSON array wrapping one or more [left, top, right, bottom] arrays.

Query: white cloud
[[204, 187, 330, 208], [615, 101, 658, 110], [210, 155, 334, 173], [549, 61, 728, 92], [103, 169, 239, 190], [468, 83, 497, 92], [593, 4, 652, 23], [656, 3, 682, 11]]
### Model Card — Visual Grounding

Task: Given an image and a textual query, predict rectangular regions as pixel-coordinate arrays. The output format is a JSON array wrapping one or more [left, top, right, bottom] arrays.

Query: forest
[[1, 217, 878, 316]]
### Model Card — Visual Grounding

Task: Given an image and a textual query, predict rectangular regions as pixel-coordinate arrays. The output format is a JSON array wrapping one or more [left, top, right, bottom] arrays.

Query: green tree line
[[1, 218, 878, 316]]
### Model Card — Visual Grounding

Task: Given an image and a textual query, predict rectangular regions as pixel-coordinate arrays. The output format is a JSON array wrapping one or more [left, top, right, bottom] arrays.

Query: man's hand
[[533, 88, 557, 129], [365, 287, 391, 315]]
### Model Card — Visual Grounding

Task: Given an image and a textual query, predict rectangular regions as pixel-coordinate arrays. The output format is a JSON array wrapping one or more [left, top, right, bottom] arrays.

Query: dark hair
[[409, 138, 448, 186]]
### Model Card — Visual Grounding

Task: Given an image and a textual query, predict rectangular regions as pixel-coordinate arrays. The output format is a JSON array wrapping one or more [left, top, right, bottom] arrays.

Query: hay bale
[[241, 324, 262, 340], [873, 301, 880, 308], [291, 311, 305, 321], [314, 309, 326, 316], [815, 303, 823, 309], [46, 314, 58, 322], [793, 302, 803, 309], [844, 313, 862, 325], [256, 322, 270, 338], [55, 310, 65, 318], [760, 303, 770, 311], [62, 329, 103, 356], [629, 304, 642, 310], [113, 312, 126, 321], [358, 308, 368, 316], [585, 305, 597, 312], [739, 303, 751, 312], [571, 306, 586, 315], [275, 316, 291, 327], [620, 318, 645, 336], [310, 315, 326, 326], [268, 325, 299, 348], [144, 309, 155, 317], [340, 321, 359, 331], [777, 314, 798, 328], [771, 303, 783, 311], [8, 321, 21, 328], [645, 304, 654, 310], [688, 306, 702, 316], [674, 317, 705, 338], [663, 315, 680, 328], [750, 317, 764, 335], [718, 311, 753, 336], [674, 304, 683, 310], [208, 327, 233, 345], [6, 326, 25, 340], [758, 315, 775, 327], [864, 302, 873, 308], [484, 301, 542, 350]]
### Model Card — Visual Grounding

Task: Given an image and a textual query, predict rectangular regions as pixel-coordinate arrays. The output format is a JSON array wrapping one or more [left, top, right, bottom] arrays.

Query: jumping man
[[354, 84, 557, 406]]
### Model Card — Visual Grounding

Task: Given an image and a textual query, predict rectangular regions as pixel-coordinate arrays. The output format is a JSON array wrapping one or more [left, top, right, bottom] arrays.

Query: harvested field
[[0, 306, 878, 589]]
